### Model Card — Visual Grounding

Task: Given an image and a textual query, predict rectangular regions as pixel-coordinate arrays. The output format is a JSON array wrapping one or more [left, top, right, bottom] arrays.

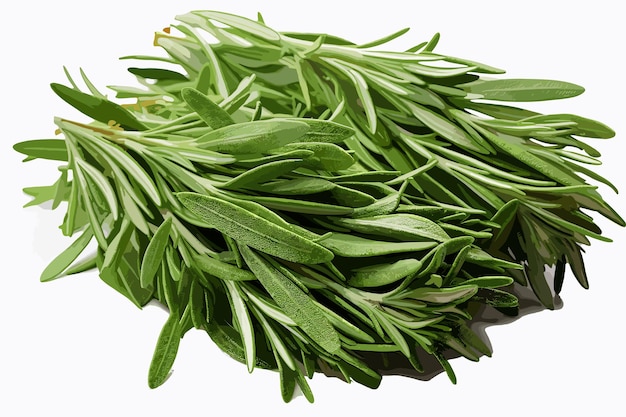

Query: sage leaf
[[317, 233, 437, 257], [333, 214, 450, 242], [349, 258, 422, 288], [193, 253, 256, 281], [220, 159, 304, 190]]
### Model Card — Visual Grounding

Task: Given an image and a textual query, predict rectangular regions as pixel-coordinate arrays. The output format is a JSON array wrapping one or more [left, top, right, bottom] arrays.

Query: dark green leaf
[[51, 83, 147, 131], [148, 313, 182, 388], [13, 139, 68, 161]]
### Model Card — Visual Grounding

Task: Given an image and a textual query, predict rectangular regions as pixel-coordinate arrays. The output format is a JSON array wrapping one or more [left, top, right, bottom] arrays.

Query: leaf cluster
[[17, 70, 521, 402], [110, 10, 624, 310]]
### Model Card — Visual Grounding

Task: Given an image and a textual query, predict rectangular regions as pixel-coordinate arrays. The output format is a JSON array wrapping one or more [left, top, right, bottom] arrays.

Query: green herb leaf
[[140, 218, 173, 288], [181, 87, 235, 129], [13, 139, 68, 161], [148, 313, 182, 388], [177, 193, 334, 264], [197, 119, 310, 153], [462, 78, 585, 101], [50, 83, 147, 131], [40, 227, 94, 282], [240, 245, 341, 353]]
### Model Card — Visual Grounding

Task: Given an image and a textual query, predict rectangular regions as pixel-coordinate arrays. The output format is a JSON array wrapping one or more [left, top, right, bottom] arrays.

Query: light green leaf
[[13, 139, 68, 161], [462, 78, 585, 101], [40, 227, 94, 282]]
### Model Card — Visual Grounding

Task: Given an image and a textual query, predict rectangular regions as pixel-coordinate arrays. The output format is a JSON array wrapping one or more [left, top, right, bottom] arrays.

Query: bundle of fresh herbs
[[14, 9, 621, 403], [119, 10, 623, 309]]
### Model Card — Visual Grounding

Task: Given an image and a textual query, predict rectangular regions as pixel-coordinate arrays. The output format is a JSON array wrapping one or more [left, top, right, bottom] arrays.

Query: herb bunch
[[14, 9, 623, 403], [15, 69, 521, 402], [116, 10, 625, 309]]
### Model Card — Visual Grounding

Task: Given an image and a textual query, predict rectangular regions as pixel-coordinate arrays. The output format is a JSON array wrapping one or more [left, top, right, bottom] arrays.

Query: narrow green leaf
[[40, 227, 94, 282], [349, 259, 422, 288], [404, 285, 478, 304], [193, 254, 256, 281], [240, 246, 341, 353], [333, 214, 450, 242], [51, 83, 147, 131], [220, 159, 304, 190], [290, 118, 355, 143], [13, 139, 68, 161], [181, 87, 235, 129], [128, 67, 188, 81], [253, 178, 336, 195], [522, 113, 615, 138], [462, 78, 585, 101], [408, 103, 486, 153], [280, 142, 354, 171], [223, 280, 256, 373], [317, 232, 437, 257], [140, 218, 173, 288], [177, 193, 334, 264], [148, 313, 182, 388], [461, 276, 514, 288]]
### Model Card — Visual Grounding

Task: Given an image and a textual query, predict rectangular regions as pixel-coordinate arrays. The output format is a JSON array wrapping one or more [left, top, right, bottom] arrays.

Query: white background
[[2, 1, 624, 415]]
